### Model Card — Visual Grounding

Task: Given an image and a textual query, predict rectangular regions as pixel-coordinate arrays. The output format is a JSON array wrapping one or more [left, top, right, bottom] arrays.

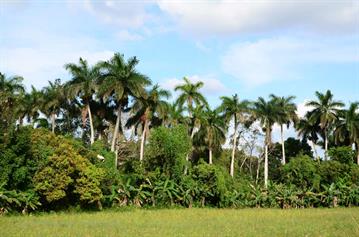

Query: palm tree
[[296, 113, 321, 160], [270, 95, 298, 165], [252, 97, 280, 188], [219, 94, 250, 177], [41, 79, 64, 133], [175, 77, 208, 171], [16, 87, 41, 126], [334, 102, 359, 164], [196, 108, 226, 164], [126, 84, 171, 161], [0, 73, 25, 127], [306, 90, 344, 160], [98, 53, 151, 152], [65, 58, 100, 144], [163, 103, 186, 127], [175, 77, 208, 119]]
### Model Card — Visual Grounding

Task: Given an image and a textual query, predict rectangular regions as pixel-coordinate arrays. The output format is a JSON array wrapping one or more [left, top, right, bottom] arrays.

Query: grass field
[[1, 208, 359, 237]]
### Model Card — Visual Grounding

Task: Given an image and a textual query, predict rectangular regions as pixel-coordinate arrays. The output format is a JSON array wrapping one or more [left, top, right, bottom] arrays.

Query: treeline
[[0, 52, 358, 214]]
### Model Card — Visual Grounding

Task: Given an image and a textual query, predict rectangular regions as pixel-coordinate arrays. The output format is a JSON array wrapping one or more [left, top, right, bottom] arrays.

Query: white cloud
[[0, 29, 114, 89], [72, 0, 156, 29], [160, 75, 229, 96], [116, 30, 143, 42], [221, 37, 359, 87], [158, 0, 359, 36], [0, 47, 114, 90]]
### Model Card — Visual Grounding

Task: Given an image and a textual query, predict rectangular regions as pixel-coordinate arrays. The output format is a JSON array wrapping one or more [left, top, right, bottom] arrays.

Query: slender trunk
[[139, 119, 148, 162], [256, 157, 261, 184], [264, 144, 268, 188], [280, 124, 285, 165], [311, 140, 319, 161], [51, 113, 56, 133], [209, 148, 213, 164], [230, 126, 238, 177], [111, 106, 121, 152], [115, 146, 118, 168], [87, 104, 95, 145], [184, 126, 197, 175], [324, 129, 328, 160], [356, 142, 359, 165]]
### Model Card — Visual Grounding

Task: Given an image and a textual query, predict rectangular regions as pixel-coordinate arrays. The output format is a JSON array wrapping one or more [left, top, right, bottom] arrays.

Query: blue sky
[[1, 0, 358, 113]]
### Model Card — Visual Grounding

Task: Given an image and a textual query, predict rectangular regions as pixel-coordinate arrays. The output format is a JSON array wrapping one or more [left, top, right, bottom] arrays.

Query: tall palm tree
[[270, 95, 298, 165], [41, 79, 65, 133], [175, 77, 208, 171], [334, 102, 359, 164], [252, 97, 280, 188], [306, 90, 344, 160], [65, 58, 100, 144], [175, 77, 208, 119], [296, 112, 321, 160], [219, 94, 250, 177], [16, 86, 42, 126], [163, 103, 186, 127], [98, 53, 151, 151], [126, 84, 170, 161], [0, 73, 25, 123], [196, 108, 226, 164]]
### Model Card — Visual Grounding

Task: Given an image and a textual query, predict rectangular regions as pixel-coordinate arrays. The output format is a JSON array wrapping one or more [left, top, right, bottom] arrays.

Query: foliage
[[328, 146, 356, 164], [146, 125, 191, 180]]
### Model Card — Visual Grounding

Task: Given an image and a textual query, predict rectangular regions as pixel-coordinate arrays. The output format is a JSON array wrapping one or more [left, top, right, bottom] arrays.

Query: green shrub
[[146, 125, 191, 181], [281, 155, 320, 190], [328, 146, 356, 164]]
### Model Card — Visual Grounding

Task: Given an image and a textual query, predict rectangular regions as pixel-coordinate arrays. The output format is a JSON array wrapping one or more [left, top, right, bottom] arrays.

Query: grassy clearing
[[1, 208, 359, 237]]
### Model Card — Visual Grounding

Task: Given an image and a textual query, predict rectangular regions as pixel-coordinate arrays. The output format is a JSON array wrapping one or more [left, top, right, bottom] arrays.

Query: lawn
[[1, 208, 359, 237]]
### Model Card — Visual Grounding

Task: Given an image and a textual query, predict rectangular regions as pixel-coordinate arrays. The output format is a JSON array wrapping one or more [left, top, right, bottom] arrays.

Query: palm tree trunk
[[280, 124, 285, 165], [184, 127, 197, 175], [356, 142, 359, 165], [324, 129, 328, 160], [209, 148, 213, 164], [264, 144, 268, 188], [51, 113, 56, 133], [230, 127, 238, 177], [140, 119, 148, 162], [115, 146, 118, 168], [111, 106, 121, 152], [87, 104, 95, 144], [311, 140, 319, 161]]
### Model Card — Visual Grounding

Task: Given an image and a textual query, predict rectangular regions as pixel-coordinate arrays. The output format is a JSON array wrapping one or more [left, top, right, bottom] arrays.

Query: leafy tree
[[98, 53, 151, 152], [306, 90, 344, 159], [0, 72, 25, 129], [175, 77, 208, 118], [65, 58, 100, 144], [328, 146, 356, 164], [146, 125, 191, 180], [334, 102, 359, 164], [281, 155, 320, 190], [270, 95, 298, 164], [126, 85, 171, 161], [219, 94, 250, 177], [296, 113, 321, 160], [195, 108, 226, 164], [252, 97, 280, 187], [33, 142, 104, 208], [41, 79, 65, 133]]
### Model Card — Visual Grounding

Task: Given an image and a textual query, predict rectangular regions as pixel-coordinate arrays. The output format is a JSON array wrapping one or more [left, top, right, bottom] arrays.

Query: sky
[[1, 0, 358, 119]]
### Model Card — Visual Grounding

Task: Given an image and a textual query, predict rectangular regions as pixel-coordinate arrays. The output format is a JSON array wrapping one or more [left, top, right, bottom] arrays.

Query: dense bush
[[146, 125, 191, 181], [1, 126, 359, 214]]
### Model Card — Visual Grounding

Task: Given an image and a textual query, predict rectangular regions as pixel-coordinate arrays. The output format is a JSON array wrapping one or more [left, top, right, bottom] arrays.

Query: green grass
[[1, 208, 359, 237]]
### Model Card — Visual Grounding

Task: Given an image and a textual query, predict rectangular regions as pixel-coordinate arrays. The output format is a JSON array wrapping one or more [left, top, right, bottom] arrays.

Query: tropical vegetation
[[0, 53, 358, 214]]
